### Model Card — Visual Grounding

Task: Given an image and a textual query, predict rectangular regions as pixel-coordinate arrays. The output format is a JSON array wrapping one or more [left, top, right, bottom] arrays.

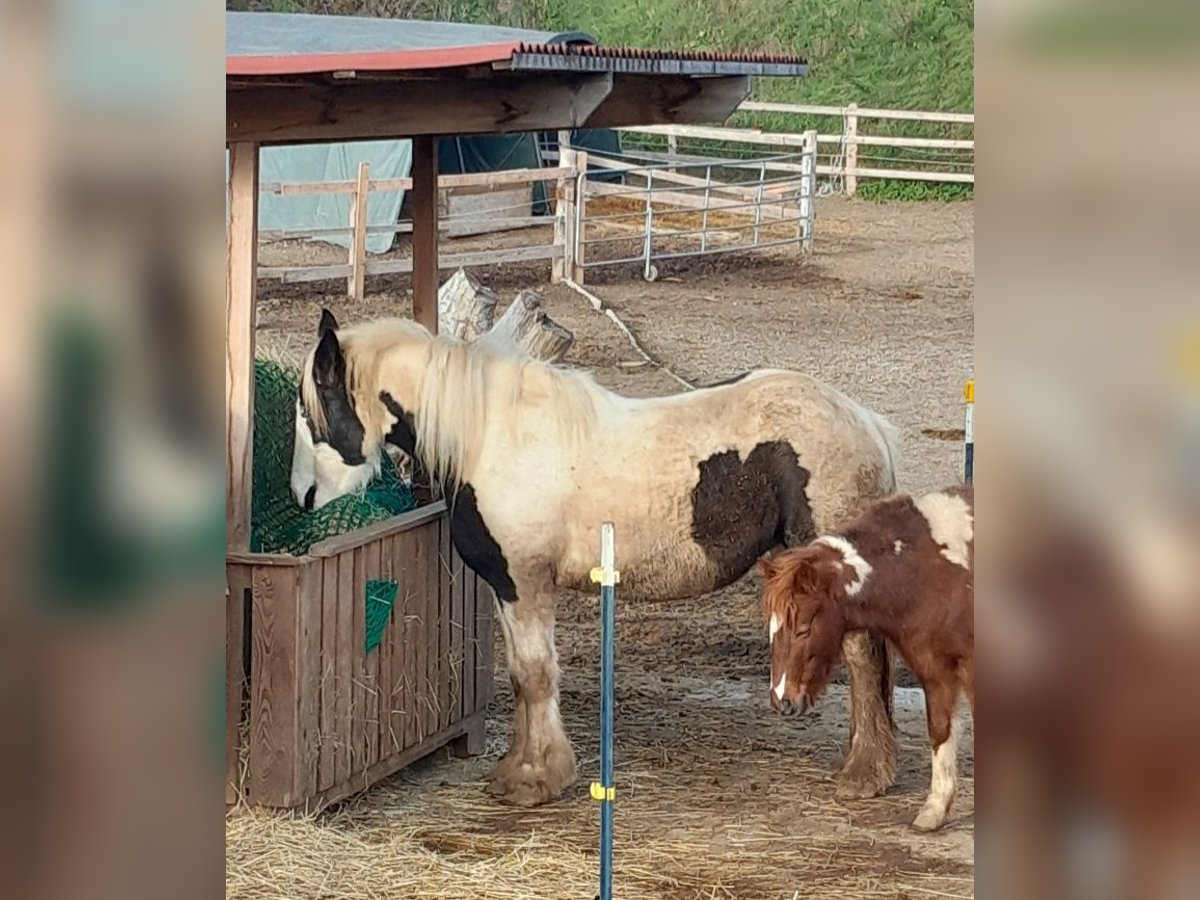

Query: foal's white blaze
[[773, 671, 787, 701], [893, 540, 904, 555], [816, 535, 873, 596], [914, 712, 963, 830], [769, 613, 781, 644], [915, 492, 974, 569]]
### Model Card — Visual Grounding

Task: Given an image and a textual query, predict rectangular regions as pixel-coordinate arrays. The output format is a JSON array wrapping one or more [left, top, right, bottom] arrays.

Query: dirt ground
[[231, 197, 975, 899]]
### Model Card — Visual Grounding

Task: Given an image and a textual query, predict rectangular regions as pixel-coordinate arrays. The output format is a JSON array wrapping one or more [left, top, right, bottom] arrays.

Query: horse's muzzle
[[770, 692, 809, 717]]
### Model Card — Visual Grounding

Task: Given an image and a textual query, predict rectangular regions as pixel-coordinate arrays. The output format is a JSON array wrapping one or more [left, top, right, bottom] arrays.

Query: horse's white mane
[[304, 317, 602, 487]]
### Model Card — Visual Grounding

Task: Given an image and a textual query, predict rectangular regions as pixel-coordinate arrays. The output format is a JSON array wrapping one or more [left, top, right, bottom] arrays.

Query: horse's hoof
[[912, 807, 946, 832], [834, 776, 885, 801], [491, 762, 559, 807]]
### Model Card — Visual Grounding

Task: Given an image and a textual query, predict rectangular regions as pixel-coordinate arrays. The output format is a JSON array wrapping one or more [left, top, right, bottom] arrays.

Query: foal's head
[[759, 546, 849, 715]]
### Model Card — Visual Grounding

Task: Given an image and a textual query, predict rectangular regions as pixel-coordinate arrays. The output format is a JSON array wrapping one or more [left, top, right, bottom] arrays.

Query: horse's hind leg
[[488, 589, 577, 807], [913, 678, 962, 831], [835, 631, 898, 800]]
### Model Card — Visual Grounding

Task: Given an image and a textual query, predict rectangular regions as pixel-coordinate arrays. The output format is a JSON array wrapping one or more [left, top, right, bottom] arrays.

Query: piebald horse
[[292, 309, 902, 806]]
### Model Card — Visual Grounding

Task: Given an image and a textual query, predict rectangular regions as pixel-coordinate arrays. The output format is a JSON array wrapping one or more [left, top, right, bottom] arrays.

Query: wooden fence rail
[[257, 162, 580, 300], [622, 101, 974, 197]]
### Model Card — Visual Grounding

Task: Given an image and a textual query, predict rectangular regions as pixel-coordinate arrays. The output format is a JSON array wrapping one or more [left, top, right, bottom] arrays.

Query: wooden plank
[[411, 135, 439, 334], [474, 572, 487, 713], [248, 565, 301, 805], [400, 530, 420, 753], [297, 560, 322, 800], [225, 564, 252, 804], [347, 161, 370, 301], [226, 551, 308, 567], [350, 546, 367, 776], [304, 711, 486, 812], [845, 104, 859, 197], [424, 524, 440, 741], [461, 544, 475, 721], [553, 152, 574, 283], [226, 141, 258, 552], [738, 100, 975, 124], [452, 542, 466, 723], [260, 166, 564, 197], [853, 134, 974, 150], [618, 123, 811, 149], [334, 551, 354, 784], [405, 525, 425, 748], [363, 539, 382, 769], [318, 557, 339, 791], [367, 243, 561, 275], [257, 246, 564, 286], [227, 73, 614, 144], [440, 518, 453, 732], [848, 166, 974, 184], [308, 502, 447, 558], [585, 74, 750, 129], [377, 535, 396, 759], [415, 522, 432, 744]]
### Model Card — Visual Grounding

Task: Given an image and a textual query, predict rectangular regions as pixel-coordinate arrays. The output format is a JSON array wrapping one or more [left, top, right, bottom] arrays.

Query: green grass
[[231, 0, 974, 199]]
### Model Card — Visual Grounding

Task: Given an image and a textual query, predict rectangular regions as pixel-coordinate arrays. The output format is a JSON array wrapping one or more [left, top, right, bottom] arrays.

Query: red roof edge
[[227, 41, 523, 76]]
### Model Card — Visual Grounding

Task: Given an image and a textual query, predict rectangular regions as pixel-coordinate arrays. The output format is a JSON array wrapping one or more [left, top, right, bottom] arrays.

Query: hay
[[228, 660, 974, 900], [250, 359, 415, 555]]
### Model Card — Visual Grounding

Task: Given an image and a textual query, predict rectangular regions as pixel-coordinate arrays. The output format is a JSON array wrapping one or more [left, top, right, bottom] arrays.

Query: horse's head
[[291, 309, 380, 510], [759, 547, 847, 716]]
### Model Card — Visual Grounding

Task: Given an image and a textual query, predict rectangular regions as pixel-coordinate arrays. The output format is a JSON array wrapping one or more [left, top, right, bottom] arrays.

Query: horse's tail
[[864, 408, 901, 495]]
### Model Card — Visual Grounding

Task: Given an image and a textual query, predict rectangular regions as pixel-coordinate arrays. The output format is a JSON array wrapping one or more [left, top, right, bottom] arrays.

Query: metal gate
[[573, 129, 817, 281]]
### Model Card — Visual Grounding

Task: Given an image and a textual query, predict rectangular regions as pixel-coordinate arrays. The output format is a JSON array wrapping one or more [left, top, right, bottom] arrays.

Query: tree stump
[[436, 270, 574, 363], [437, 269, 497, 341], [487, 290, 575, 363]]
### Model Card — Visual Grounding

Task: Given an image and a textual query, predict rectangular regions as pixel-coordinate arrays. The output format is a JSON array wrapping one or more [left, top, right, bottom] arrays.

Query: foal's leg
[[487, 589, 577, 806], [913, 678, 962, 831], [836, 631, 898, 799]]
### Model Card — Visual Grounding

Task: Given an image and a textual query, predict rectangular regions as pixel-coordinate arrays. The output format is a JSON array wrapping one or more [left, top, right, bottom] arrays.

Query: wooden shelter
[[225, 12, 806, 808]]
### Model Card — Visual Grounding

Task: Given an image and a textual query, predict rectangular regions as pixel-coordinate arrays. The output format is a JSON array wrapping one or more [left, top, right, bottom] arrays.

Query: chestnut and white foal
[[760, 486, 974, 831]]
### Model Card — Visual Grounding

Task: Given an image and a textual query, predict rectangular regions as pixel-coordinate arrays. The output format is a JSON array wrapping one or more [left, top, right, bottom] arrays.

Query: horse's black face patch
[[450, 483, 517, 604], [691, 441, 815, 587], [379, 391, 417, 456], [310, 326, 367, 464]]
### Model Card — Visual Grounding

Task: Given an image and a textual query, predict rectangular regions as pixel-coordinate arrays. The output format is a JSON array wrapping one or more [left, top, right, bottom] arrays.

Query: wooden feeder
[[225, 12, 807, 809]]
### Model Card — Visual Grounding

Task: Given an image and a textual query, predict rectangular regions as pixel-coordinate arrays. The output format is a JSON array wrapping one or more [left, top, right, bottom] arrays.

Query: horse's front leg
[[835, 630, 898, 799], [487, 587, 577, 806], [913, 678, 963, 831]]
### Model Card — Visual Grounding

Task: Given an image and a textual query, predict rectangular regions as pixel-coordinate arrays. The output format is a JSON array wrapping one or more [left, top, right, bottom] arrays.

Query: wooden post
[[667, 133, 678, 173], [226, 141, 259, 552], [347, 161, 370, 301], [572, 150, 588, 284], [553, 148, 578, 283], [844, 103, 859, 197], [411, 136, 439, 333]]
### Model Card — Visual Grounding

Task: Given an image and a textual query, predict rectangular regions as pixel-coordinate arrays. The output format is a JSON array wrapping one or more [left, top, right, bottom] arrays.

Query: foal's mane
[[760, 546, 838, 626], [304, 318, 602, 487]]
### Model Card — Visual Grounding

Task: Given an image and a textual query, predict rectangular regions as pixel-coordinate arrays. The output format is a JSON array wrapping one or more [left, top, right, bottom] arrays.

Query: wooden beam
[[226, 141, 258, 552], [585, 75, 751, 129], [347, 161, 370, 300], [411, 136, 438, 333], [227, 73, 613, 145]]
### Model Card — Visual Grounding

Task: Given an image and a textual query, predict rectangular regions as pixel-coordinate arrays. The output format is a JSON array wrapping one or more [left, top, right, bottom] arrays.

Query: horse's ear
[[312, 326, 345, 389], [318, 308, 339, 337]]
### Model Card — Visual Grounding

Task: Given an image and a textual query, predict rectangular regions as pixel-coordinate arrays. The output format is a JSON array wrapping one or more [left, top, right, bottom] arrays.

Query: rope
[[562, 280, 695, 391]]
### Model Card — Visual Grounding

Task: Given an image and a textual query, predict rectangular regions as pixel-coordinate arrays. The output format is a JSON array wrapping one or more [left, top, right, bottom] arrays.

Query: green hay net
[[250, 359, 416, 556]]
